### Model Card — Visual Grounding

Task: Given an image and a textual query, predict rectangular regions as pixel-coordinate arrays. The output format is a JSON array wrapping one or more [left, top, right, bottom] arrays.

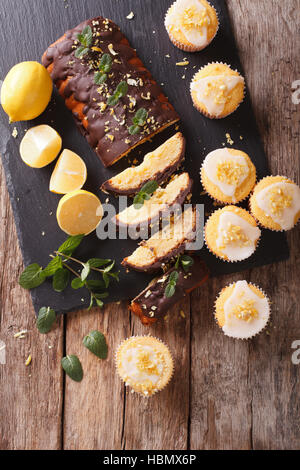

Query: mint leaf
[[82, 25, 93, 46], [133, 108, 147, 126], [164, 271, 179, 298], [19, 264, 46, 290], [99, 53, 112, 73], [180, 255, 194, 272], [102, 272, 110, 288], [77, 25, 93, 47], [43, 257, 62, 277], [53, 268, 70, 292], [95, 298, 104, 308], [129, 124, 141, 135], [133, 180, 158, 209], [86, 279, 105, 290], [107, 81, 128, 106], [61, 355, 83, 382], [83, 330, 108, 359], [37, 307, 56, 334], [81, 263, 90, 281], [75, 46, 89, 58], [115, 81, 128, 97], [88, 294, 95, 310], [103, 261, 115, 274], [71, 278, 85, 290], [107, 95, 119, 107], [141, 180, 159, 195], [88, 258, 112, 268], [58, 235, 84, 256], [129, 108, 148, 134], [95, 71, 107, 85]]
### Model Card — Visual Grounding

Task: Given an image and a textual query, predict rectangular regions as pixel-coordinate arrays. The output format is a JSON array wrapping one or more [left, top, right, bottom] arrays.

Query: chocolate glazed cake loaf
[[42, 17, 180, 167], [130, 257, 210, 325]]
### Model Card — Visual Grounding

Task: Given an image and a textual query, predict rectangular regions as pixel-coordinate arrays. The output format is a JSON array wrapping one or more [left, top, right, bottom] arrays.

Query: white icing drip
[[216, 211, 261, 261], [191, 75, 244, 116], [203, 148, 249, 201], [223, 280, 269, 339], [166, 0, 209, 48], [256, 181, 300, 230], [121, 345, 163, 386]]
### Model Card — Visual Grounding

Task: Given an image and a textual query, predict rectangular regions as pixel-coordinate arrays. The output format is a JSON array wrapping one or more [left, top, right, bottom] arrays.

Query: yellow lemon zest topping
[[220, 223, 251, 249], [203, 78, 231, 105], [136, 351, 160, 375], [216, 160, 247, 186], [231, 299, 258, 322], [181, 6, 209, 31], [268, 186, 292, 216]]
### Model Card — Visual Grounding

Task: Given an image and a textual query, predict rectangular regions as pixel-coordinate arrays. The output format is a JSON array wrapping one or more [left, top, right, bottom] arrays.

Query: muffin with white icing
[[250, 176, 300, 231], [165, 0, 219, 52], [190, 63, 245, 119], [205, 206, 261, 262], [115, 336, 174, 397], [215, 280, 270, 339], [201, 148, 256, 204]]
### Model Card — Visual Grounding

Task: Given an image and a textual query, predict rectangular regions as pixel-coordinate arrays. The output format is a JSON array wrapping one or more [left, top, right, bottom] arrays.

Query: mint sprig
[[133, 180, 158, 209], [164, 271, 179, 298], [107, 81, 128, 106], [95, 53, 112, 84], [164, 255, 194, 298], [18, 236, 119, 311], [129, 108, 148, 135], [75, 25, 93, 58]]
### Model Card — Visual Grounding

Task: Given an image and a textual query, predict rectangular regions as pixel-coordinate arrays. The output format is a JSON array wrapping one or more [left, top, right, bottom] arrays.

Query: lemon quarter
[[20, 125, 62, 168], [1, 61, 52, 122], [50, 149, 87, 194], [57, 190, 103, 236]]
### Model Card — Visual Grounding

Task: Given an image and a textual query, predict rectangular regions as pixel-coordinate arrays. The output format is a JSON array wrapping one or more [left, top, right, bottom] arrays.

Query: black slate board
[[0, 0, 289, 314]]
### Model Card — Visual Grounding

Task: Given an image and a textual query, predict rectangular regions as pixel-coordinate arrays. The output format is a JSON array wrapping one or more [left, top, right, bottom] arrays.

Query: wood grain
[[0, 0, 300, 450], [189, 0, 300, 450], [0, 163, 64, 450], [63, 303, 129, 450]]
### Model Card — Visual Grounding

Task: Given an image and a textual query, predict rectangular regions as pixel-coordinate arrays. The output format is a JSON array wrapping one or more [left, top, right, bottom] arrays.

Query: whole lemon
[[1, 61, 53, 122]]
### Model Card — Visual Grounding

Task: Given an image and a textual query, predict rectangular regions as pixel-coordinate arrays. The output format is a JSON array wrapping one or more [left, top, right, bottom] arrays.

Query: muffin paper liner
[[164, 1, 219, 52], [190, 61, 246, 119], [115, 335, 174, 398], [214, 282, 271, 340], [249, 176, 300, 232], [200, 159, 256, 205], [204, 207, 261, 263]]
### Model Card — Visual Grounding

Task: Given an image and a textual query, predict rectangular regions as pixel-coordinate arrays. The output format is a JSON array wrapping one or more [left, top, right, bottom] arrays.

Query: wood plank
[[122, 298, 191, 450], [229, 0, 300, 450], [0, 162, 64, 450], [190, 0, 300, 450], [190, 275, 252, 450], [63, 297, 191, 450], [63, 302, 129, 450]]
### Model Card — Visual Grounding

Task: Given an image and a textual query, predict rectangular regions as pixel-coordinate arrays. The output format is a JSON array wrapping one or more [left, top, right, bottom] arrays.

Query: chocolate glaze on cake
[[130, 257, 210, 325], [42, 17, 179, 167]]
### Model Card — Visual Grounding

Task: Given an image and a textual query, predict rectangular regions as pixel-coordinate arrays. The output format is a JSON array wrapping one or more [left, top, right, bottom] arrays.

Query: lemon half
[[50, 149, 87, 194], [57, 190, 103, 236], [20, 125, 62, 168], [1, 61, 53, 122]]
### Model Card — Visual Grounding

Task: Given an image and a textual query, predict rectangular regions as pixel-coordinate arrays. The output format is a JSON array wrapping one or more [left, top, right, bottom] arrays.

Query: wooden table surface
[[0, 0, 299, 450]]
